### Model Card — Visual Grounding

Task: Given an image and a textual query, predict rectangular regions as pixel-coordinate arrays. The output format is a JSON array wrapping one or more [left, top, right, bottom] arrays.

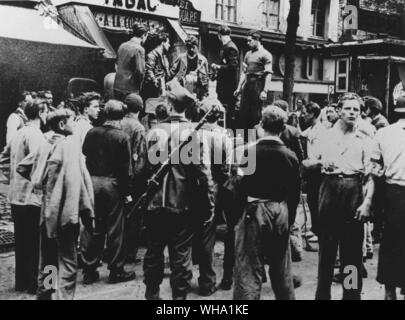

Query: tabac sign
[[54, 0, 179, 19]]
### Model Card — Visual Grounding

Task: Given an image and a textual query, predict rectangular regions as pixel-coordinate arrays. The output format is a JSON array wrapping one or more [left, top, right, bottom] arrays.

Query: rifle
[[126, 105, 216, 220]]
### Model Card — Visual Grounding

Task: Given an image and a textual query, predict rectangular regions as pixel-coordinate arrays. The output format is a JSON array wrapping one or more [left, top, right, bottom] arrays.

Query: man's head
[[260, 105, 287, 136], [167, 85, 196, 114], [337, 92, 362, 127], [186, 36, 199, 57], [104, 100, 126, 121], [124, 93, 143, 115], [39, 90, 53, 108], [198, 98, 225, 123], [364, 96, 383, 117], [296, 98, 306, 111], [79, 92, 101, 121], [47, 109, 75, 135], [18, 91, 33, 110], [132, 23, 148, 44], [157, 32, 171, 53], [155, 104, 169, 122], [301, 102, 321, 126], [247, 30, 262, 50], [273, 100, 289, 113], [326, 104, 339, 124], [25, 99, 48, 123], [218, 25, 231, 44]]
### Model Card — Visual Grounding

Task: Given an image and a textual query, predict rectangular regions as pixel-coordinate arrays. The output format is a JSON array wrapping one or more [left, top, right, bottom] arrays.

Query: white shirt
[[314, 122, 372, 175], [371, 120, 405, 186]]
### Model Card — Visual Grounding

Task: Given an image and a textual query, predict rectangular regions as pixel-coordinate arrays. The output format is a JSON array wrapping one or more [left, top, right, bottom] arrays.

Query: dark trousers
[[233, 201, 295, 300], [306, 169, 322, 237], [218, 92, 237, 130], [125, 204, 144, 262], [143, 209, 194, 300], [192, 218, 217, 291], [81, 177, 127, 273], [316, 175, 364, 300], [12, 205, 40, 293], [37, 223, 80, 300], [377, 183, 405, 290], [239, 78, 264, 137], [223, 222, 235, 283]]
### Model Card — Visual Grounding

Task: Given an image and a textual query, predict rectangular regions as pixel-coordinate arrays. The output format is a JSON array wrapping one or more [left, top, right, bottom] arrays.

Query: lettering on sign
[[159, 0, 201, 24], [104, 0, 157, 12], [94, 11, 166, 31]]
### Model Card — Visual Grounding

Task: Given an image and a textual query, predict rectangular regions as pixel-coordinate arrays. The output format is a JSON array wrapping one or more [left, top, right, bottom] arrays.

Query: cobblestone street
[[0, 183, 386, 300]]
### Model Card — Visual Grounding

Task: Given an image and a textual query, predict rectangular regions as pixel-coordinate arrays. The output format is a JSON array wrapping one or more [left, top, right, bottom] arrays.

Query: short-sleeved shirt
[[314, 122, 372, 175], [371, 120, 405, 186], [243, 47, 273, 76]]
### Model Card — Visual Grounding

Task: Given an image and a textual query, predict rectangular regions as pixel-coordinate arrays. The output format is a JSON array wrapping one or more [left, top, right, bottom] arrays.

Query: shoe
[[293, 274, 303, 288], [199, 286, 218, 297], [83, 270, 100, 285], [108, 270, 136, 284], [145, 287, 162, 300], [219, 279, 233, 291], [305, 243, 318, 252]]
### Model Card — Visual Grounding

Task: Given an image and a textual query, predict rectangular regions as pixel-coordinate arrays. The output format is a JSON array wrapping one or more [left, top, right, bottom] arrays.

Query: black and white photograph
[[1, 0, 405, 304]]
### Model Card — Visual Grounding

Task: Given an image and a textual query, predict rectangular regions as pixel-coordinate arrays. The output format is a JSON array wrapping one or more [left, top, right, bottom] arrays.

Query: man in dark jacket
[[81, 100, 134, 285], [211, 26, 240, 130], [143, 85, 215, 300], [143, 32, 171, 100], [114, 24, 148, 100], [233, 105, 300, 300], [170, 36, 210, 101]]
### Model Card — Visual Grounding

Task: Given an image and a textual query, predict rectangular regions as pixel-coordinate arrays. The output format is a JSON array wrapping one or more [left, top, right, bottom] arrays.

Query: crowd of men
[[1, 22, 405, 301]]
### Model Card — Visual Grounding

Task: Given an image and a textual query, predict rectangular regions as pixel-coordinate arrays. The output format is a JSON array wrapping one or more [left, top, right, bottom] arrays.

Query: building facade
[[313, 0, 405, 121], [193, 0, 340, 108]]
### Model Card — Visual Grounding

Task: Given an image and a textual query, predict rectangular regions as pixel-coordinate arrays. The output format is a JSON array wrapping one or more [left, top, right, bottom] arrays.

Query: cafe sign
[[159, 0, 201, 25]]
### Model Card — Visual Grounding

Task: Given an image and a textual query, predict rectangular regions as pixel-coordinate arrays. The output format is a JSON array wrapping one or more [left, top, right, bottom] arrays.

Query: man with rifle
[[141, 85, 215, 300]]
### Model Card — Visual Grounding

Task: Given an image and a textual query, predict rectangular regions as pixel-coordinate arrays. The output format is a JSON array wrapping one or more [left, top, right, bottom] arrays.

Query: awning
[[58, 5, 116, 59], [167, 19, 188, 43], [268, 80, 334, 95], [0, 4, 99, 49], [357, 55, 405, 63], [307, 38, 405, 57]]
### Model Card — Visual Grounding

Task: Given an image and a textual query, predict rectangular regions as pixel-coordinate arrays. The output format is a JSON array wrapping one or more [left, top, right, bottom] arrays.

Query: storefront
[[310, 38, 405, 121], [0, 1, 101, 148], [54, 0, 195, 63]]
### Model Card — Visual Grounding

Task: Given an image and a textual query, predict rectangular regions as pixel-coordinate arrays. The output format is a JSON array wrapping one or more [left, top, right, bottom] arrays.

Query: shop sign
[[159, 0, 201, 25], [63, 0, 179, 18], [342, 4, 401, 37], [94, 11, 166, 31]]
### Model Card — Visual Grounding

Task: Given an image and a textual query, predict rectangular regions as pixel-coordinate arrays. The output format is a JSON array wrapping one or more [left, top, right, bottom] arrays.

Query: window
[[336, 57, 350, 92], [262, 0, 280, 30], [216, 0, 237, 23], [311, 0, 327, 37]]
